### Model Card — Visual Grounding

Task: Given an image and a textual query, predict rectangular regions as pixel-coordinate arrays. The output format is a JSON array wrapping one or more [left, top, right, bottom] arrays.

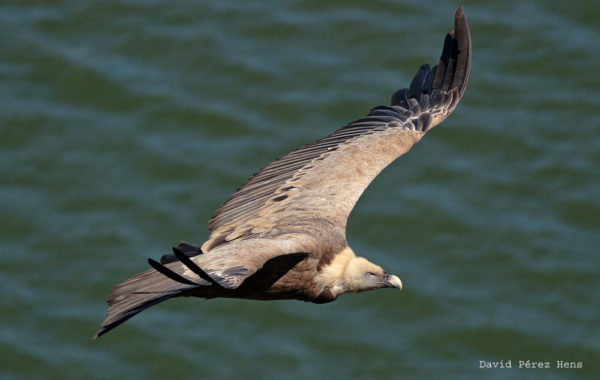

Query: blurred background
[[1, 0, 598, 379]]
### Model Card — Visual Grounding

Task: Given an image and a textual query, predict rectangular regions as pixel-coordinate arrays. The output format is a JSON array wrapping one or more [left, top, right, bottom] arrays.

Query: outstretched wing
[[202, 7, 471, 252]]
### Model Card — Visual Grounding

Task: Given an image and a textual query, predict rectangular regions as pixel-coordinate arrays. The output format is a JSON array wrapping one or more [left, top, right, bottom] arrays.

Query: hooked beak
[[383, 273, 403, 290]]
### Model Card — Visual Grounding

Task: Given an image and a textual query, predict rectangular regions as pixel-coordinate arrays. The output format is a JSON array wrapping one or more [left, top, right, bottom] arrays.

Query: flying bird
[[95, 7, 471, 339]]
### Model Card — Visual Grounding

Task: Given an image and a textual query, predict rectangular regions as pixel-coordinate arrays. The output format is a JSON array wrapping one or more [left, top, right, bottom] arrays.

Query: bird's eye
[[365, 272, 376, 280]]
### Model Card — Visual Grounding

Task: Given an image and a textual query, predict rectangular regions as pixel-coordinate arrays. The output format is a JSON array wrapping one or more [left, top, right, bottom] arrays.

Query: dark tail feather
[[94, 267, 196, 339]]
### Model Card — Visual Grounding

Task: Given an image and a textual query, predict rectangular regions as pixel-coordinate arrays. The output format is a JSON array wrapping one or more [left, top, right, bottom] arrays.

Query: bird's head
[[342, 257, 402, 293]]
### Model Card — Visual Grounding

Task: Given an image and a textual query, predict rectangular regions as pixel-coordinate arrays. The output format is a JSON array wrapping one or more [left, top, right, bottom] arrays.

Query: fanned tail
[[94, 242, 204, 339], [93, 267, 196, 339]]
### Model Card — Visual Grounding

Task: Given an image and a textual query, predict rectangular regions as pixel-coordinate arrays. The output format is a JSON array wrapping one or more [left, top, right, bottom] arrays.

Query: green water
[[1, 1, 599, 379]]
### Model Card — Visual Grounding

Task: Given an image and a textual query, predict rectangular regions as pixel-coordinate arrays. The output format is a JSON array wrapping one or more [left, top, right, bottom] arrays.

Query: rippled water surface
[[1, 1, 599, 379]]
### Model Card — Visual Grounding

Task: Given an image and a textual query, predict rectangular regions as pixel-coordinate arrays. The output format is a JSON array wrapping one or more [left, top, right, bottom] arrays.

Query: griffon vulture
[[95, 7, 471, 339]]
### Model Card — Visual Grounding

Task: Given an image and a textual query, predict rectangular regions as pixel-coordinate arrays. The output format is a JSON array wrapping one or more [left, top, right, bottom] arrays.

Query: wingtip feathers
[[394, 6, 471, 112]]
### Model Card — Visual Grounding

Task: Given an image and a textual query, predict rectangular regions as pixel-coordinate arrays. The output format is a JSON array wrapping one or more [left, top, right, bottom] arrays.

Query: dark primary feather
[[160, 241, 203, 264], [172, 247, 220, 286], [148, 257, 199, 285]]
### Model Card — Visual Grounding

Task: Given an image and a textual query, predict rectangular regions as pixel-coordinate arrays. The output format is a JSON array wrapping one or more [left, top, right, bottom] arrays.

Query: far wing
[[202, 7, 471, 252], [151, 235, 313, 289]]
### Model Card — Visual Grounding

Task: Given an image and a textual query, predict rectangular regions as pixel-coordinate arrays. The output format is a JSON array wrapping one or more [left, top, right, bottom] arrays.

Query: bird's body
[[95, 7, 471, 339]]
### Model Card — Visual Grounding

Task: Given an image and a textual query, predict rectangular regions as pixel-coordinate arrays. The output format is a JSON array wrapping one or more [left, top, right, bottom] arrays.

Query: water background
[[1, 1, 599, 379]]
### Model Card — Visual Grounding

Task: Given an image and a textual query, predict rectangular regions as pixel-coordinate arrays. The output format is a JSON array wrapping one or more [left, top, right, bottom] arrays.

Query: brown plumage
[[94, 7, 471, 339]]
